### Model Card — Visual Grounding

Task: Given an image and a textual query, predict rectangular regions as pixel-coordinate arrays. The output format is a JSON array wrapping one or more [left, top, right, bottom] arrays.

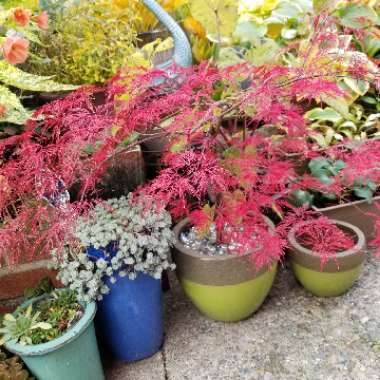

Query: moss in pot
[[288, 218, 366, 297]]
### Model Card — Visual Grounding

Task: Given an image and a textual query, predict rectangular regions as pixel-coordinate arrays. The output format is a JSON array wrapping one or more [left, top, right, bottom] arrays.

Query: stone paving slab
[[106, 351, 165, 380], [107, 257, 380, 380]]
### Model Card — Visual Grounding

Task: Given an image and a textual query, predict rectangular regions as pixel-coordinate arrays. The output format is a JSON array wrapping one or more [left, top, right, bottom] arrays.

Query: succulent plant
[[0, 291, 83, 346]]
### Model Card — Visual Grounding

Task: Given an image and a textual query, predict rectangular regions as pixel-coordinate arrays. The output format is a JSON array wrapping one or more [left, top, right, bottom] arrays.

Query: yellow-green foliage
[[29, 0, 140, 85], [1, 0, 39, 10]]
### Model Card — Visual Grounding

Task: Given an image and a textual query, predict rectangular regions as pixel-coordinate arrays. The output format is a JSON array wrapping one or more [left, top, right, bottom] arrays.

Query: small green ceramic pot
[[5, 292, 104, 380], [172, 218, 278, 322], [288, 219, 366, 297]]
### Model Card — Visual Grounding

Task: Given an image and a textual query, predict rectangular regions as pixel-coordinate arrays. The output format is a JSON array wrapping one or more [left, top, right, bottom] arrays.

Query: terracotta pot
[[172, 218, 278, 322], [288, 219, 366, 297], [312, 195, 380, 239], [0, 259, 61, 312]]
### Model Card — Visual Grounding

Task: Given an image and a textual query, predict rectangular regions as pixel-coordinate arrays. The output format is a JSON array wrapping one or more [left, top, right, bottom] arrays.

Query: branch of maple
[[95, 65, 380, 174]]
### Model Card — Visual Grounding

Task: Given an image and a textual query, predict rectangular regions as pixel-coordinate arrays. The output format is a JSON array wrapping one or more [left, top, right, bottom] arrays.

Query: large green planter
[[5, 294, 104, 380], [172, 218, 278, 322], [288, 219, 366, 297]]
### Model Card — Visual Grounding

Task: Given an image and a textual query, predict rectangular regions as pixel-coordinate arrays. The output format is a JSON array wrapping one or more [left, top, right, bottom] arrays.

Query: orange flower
[[12, 8, 31, 27], [0, 105, 6, 117], [32, 11, 49, 30], [2, 37, 29, 65]]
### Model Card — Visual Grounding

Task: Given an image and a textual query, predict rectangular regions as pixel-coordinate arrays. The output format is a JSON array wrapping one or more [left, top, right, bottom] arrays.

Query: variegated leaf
[[0, 61, 78, 92], [0, 85, 31, 125]]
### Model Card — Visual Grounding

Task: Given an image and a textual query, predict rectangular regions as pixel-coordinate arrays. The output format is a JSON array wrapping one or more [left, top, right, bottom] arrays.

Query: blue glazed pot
[[87, 247, 164, 362]]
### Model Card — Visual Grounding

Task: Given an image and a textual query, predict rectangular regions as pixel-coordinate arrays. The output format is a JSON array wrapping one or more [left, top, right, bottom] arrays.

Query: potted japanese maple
[[172, 211, 280, 322], [52, 195, 175, 362], [142, 135, 292, 322], [0, 289, 104, 380], [287, 217, 366, 297]]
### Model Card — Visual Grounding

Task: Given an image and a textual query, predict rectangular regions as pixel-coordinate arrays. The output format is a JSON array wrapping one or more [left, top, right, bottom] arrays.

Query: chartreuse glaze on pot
[[5, 293, 104, 380], [179, 265, 277, 322], [288, 219, 366, 298], [172, 218, 278, 322]]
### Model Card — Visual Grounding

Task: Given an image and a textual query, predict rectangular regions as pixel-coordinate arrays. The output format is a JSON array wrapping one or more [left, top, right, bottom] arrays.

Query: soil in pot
[[172, 219, 278, 322], [288, 219, 366, 297]]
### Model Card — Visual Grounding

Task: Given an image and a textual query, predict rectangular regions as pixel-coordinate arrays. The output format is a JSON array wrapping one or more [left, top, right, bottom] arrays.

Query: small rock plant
[[51, 195, 175, 302], [0, 290, 83, 346]]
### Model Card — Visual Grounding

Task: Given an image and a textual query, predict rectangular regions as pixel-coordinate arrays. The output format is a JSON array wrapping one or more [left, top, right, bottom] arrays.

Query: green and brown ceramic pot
[[288, 219, 366, 297], [172, 218, 278, 322]]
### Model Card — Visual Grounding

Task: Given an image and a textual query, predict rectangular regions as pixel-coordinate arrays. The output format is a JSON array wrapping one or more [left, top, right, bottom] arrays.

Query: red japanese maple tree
[[0, 14, 379, 267]]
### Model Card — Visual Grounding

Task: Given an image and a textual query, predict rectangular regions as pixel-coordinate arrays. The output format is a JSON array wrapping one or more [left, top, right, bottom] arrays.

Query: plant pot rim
[[5, 289, 96, 357], [173, 216, 275, 263], [288, 219, 366, 271], [172, 217, 277, 285], [312, 194, 380, 212]]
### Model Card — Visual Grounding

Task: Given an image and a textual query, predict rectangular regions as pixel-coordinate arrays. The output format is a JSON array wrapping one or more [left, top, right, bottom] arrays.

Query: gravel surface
[[107, 256, 380, 380]]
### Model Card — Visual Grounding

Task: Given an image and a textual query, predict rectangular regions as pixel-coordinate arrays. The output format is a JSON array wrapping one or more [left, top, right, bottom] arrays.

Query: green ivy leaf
[[0, 61, 78, 92]]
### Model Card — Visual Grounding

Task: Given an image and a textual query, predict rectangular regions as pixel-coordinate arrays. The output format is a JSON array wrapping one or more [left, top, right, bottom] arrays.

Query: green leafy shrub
[[305, 104, 380, 147], [28, 0, 141, 84]]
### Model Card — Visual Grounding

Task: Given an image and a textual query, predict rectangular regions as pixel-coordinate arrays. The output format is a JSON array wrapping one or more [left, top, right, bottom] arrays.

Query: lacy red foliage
[[141, 150, 235, 218], [294, 217, 355, 268], [1, 13, 380, 268], [0, 87, 114, 261]]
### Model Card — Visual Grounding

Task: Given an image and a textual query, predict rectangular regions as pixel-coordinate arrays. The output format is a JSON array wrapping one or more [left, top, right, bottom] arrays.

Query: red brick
[[0, 259, 61, 301]]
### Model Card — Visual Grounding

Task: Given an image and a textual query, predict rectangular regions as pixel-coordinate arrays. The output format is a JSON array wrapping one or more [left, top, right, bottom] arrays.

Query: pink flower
[[32, 11, 48, 30], [2, 37, 29, 65], [12, 8, 31, 27]]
